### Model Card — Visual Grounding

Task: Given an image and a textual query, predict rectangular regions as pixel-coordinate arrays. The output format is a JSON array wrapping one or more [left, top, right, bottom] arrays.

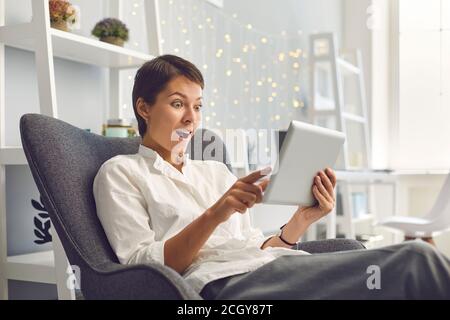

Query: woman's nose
[[182, 105, 197, 123]]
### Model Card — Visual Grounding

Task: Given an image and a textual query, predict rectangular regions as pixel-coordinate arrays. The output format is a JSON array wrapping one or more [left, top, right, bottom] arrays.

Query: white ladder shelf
[[308, 33, 374, 240]]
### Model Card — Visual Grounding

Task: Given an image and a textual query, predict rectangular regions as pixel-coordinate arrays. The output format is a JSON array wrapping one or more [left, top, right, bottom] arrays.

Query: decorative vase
[[51, 20, 69, 32], [100, 36, 124, 47]]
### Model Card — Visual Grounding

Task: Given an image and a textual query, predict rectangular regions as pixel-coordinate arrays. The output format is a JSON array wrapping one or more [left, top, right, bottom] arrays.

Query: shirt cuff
[[126, 239, 167, 266], [152, 240, 166, 265]]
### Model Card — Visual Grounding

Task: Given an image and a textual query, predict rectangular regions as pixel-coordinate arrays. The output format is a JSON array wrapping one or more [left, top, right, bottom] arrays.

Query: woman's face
[[137, 75, 203, 162]]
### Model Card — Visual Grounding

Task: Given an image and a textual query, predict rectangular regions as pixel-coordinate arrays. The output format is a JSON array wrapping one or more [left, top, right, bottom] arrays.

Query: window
[[394, 0, 450, 169]]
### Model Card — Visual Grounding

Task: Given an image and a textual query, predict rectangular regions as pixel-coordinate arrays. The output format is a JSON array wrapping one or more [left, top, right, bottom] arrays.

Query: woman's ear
[[136, 97, 151, 123]]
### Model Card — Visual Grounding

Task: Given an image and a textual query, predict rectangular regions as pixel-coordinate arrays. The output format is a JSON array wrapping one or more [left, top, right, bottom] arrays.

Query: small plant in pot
[[49, 0, 78, 32], [91, 18, 129, 47]]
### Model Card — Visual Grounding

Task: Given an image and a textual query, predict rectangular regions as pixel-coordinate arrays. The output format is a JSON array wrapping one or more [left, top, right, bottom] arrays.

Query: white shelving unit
[[308, 33, 396, 243], [0, 0, 161, 300], [6, 250, 56, 284]]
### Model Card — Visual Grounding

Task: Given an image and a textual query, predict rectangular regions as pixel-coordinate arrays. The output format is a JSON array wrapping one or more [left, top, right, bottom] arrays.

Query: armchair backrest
[[19, 114, 231, 271]]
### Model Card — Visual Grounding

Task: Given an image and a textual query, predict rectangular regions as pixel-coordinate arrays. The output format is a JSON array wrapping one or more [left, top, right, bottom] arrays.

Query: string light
[[157, 0, 308, 130]]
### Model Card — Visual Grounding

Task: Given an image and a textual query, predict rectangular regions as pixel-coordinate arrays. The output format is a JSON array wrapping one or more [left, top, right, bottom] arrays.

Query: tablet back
[[262, 120, 345, 206]]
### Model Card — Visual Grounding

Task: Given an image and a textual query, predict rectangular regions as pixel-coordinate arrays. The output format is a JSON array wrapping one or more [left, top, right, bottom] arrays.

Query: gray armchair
[[19, 113, 365, 300]]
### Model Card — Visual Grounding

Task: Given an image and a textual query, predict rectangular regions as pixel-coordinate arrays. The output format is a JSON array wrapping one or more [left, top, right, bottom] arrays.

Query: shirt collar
[[138, 144, 191, 180]]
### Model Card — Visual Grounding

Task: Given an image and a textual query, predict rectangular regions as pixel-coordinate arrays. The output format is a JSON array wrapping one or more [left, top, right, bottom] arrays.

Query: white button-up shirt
[[93, 144, 309, 293]]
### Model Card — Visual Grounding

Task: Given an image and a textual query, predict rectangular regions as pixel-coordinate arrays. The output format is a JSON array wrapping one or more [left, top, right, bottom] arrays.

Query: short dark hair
[[132, 54, 205, 137]]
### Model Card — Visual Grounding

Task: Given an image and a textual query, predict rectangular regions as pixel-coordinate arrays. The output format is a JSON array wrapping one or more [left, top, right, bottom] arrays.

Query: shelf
[[0, 147, 27, 165], [335, 170, 396, 183], [1, 26, 154, 68], [337, 213, 375, 224], [6, 250, 56, 284], [337, 58, 360, 75], [393, 169, 450, 176], [342, 112, 366, 124]]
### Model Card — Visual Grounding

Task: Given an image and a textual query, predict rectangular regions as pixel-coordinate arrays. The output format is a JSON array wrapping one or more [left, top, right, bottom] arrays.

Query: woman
[[93, 54, 450, 299]]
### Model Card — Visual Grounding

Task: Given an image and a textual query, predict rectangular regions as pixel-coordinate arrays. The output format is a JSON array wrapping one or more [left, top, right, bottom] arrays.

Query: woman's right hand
[[208, 168, 271, 223]]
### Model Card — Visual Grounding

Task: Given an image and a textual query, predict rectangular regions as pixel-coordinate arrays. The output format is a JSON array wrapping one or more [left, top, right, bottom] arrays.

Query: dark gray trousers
[[200, 241, 450, 300]]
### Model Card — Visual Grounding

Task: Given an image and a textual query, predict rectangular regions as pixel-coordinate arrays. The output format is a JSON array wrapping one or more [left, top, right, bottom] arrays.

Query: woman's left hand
[[296, 168, 337, 224]]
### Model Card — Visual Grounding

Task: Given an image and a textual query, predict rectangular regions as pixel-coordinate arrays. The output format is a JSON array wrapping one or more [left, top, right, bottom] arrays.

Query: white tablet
[[262, 120, 345, 206]]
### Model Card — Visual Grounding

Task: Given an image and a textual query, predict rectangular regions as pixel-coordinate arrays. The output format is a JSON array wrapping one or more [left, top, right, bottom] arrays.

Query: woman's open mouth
[[174, 129, 192, 141]]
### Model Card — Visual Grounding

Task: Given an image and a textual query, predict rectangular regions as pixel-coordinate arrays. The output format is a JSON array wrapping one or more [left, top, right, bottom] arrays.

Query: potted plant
[[48, 0, 78, 32], [91, 18, 129, 47]]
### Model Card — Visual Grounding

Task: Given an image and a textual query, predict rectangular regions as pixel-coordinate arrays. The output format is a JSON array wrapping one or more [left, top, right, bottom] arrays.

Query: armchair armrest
[[295, 238, 366, 254], [82, 261, 202, 300]]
